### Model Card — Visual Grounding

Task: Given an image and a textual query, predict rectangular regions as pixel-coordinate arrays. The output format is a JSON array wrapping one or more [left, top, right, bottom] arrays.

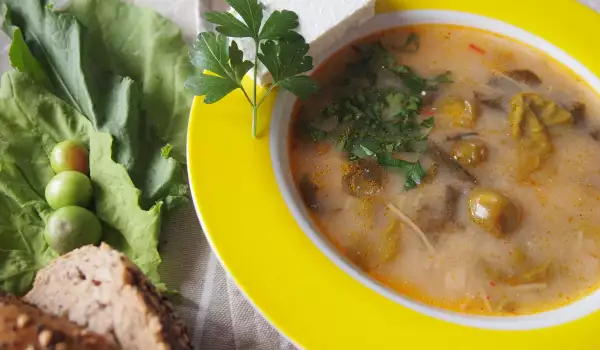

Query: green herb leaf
[[259, 10, 299, 40], [390, 65, 453, 94], [277, 75, 319, 99], [227, 0, 263, 38], [184, 74, 239, 103], [204, 11, 253, 37], [186, 3, 318, 138], [258, 37, 314, 83], [390, 65, 428, 93], [190, 32, 238, 81], [434, 71, 453, 84], [421, 116, 435, 128], [229, 40, 254, 82], [401, 33, 420, 52], [403, 161, 426, 190], [377, 153, 425, 190], [187, 32, 250, 103], [385, 92, 421, 119]]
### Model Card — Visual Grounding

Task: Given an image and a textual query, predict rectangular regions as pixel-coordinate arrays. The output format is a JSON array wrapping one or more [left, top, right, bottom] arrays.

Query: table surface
[[1, 1, 599, 349]]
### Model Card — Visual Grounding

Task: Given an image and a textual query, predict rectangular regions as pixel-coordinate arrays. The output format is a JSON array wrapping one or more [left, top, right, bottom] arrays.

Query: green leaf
[[65, 0, 196, 162], [204, 11, 252, 38], [1, 0, 186, 209], [187, 33, 249, 103], [390, 65, 428, 93], [259, 10, 299, 40], [401, 33, 420, 52], [0, 71, 94, 294], [185, 2, 318, 137], [390, 65, 453, 93], [227, 0, 263, 38], [403, 162, 426, 190], [277, 75, 319, 99], [433, 71, 453, 84], [90, 132, 163, 284], [229, 40, 254, 82], [421, 117, 435, 128], [377, 153, 425, 190], [0, 5, 52, 90], [384, 92, 421, 119], [161, 144, 173, 159], [0, 72, 93, 200], [258, 37, 314, 83], [190, 32, 234, 81], [184, 75, 239, 104]]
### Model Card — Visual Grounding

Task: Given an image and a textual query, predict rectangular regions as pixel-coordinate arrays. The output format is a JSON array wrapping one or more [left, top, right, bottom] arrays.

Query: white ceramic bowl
[[270, 10, 600, 331]]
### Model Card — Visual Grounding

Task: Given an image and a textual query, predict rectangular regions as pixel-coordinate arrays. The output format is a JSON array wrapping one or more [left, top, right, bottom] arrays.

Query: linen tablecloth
[[1, 1, 599, 349]]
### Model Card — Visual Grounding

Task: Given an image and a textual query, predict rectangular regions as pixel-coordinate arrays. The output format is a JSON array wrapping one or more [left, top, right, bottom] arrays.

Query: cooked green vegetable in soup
[[289, 25, 600, 315]]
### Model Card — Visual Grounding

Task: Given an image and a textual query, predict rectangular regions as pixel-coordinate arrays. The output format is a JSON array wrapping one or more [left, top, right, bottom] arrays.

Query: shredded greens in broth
[[299, 35, 452, 190], [290, 25, 600, 315]]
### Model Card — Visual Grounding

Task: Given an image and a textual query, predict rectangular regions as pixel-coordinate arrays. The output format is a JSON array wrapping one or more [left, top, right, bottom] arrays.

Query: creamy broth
[[289, 25, 600, 315]]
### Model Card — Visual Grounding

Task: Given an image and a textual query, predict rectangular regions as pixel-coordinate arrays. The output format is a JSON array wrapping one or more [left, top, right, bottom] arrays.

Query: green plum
[[50, 140, 89, 174], [45, 171, 92, 209], [44, 206, 102, 254]]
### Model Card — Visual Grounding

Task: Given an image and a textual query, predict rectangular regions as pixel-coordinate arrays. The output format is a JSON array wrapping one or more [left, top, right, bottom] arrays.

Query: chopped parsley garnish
[[391, 65, 453, 94], [185, 0, 319, 138], [400, 32, 420, 52], [306, 38, 452, 190]]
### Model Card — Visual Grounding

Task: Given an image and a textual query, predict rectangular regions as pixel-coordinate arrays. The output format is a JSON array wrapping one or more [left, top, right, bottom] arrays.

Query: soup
[[289, 24, 600, 315]]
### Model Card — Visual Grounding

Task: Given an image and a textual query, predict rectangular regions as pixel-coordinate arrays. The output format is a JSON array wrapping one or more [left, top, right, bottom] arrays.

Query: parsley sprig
[[185, 0, 319, 137]]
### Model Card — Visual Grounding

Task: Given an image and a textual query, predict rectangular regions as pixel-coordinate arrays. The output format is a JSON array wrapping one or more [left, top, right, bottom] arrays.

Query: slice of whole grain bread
[[24, 244, 191, 350], [0, 293, 116, 350]]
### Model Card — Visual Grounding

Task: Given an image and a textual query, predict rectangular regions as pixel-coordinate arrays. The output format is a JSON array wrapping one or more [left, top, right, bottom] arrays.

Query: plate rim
[[187, 0, 600, 348]]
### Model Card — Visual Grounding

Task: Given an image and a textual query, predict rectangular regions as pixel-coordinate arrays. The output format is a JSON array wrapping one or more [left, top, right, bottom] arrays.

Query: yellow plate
[[187, 0, 600, 348]]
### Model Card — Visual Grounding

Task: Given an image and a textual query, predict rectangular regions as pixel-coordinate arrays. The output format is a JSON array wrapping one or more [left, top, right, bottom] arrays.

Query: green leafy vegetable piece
[[90, 132, 163, 284], [229, 41, 255, 82], [0, 193, 55, 296], [258, 38, 317, 98], [377, 153, 425, 190], [65, 0, 196, 162], [400, 33, 420, 52], [227, 0, 264, 38], [391, 65, 453, 93], [188, 1, 319, 137], [204, 11, 253, 38], [0, 72, 93, 200], [259, 10, 300, 40], [1, 0, 186, 209], [185, 73, 240, 104], [311, 40, 453, 190], [277, 75, 319, 99], [161, 144, 173, 159], [185, 32, 250, 102], [0, 5, 51, 89], [0, 71, 95, 295], [421, 117, 435, 128]]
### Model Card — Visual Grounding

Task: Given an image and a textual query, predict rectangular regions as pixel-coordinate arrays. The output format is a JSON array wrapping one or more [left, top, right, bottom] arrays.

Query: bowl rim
[[270, 9, 600, 331]]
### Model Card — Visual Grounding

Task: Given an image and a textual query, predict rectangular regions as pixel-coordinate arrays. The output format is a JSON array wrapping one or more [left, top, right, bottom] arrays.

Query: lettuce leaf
[[65, 0, 194, 162], [0, 0, 187, 209], [0, 71, 92, 295], [90, 132, 162, 284], [0, 71, 167, 293]]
